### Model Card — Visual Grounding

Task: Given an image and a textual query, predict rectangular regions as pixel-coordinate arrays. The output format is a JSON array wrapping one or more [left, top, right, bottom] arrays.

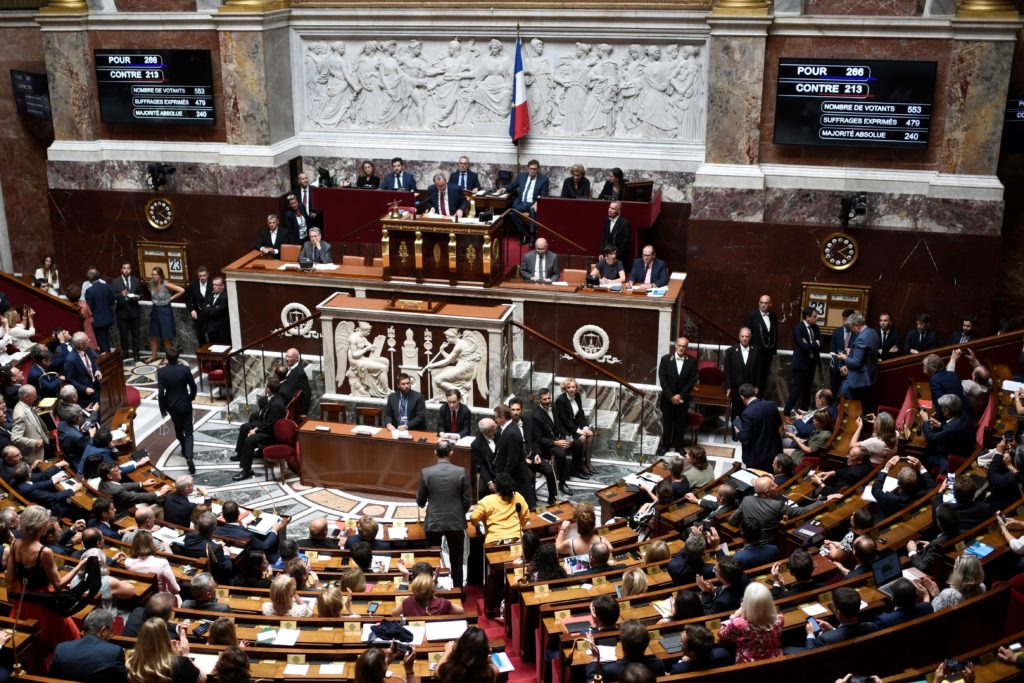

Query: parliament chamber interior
[[1, 0, 1024, 680]]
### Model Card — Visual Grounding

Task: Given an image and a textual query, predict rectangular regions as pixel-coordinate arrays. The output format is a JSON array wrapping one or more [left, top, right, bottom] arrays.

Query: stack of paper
[[248, 514, 281, 535], [425, 620, 468, 641], [189, 654, 220, 674], [352, 425, 380, 436], [387, 526, 409, 540], [372, 555, 392, 571]]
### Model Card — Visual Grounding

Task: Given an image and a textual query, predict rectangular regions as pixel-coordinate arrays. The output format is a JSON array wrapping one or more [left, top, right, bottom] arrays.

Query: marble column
[[36, 15, 99, 142], [691, 15, 771, 221], [940, 22, 1019, 176]]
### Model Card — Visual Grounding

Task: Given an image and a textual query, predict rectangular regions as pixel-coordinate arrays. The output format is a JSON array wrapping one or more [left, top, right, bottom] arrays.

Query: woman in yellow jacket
[[470, 473, 530, 544]]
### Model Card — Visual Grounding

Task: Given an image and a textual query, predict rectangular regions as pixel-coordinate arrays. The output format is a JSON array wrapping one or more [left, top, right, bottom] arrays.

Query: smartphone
[[331, 527, 342, 538], [193, 621, 212, 637], [944, 658, 963, 674], [393, 641, 412, 654], [997, 510, 1007, 522], [806, 617, 820, 634], [367, 602, 380, 615], [701, 520, 712, 532]]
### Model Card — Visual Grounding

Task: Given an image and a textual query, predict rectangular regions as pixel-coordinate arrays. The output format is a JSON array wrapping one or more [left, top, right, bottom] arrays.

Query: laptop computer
[[871, 552, 904, 599]]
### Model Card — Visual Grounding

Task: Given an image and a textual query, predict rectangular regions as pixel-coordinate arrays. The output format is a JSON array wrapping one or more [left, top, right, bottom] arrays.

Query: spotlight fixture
[[146, 163, 176, 191], [839, 192, 867, 228]]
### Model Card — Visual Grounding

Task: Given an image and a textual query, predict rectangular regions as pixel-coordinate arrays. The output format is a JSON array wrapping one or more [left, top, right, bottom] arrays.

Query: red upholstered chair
[[262, 418, 299, 482], [697, 365, 724, 387], [125, 386, 141, 409], [686, 410, 703, 445]]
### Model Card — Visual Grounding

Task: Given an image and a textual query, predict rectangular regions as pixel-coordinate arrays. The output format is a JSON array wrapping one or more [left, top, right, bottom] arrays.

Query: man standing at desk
[[299, 227, 333, 264], [628, 245, 669, 290], [449, 156, 482, 192], [114, 262, 143, 364], [256, 214, 287, 258], [384, 373, 426, 432], [417, 440, 470, 589], [658, 336, 698, 454], [381, 157, 417, 192], [294, 172, 321, 228], [204, 277, 230, 345], [500, 159, 549, 245], [602, 201, 632, 261], [426, 174, 469, 218], [519, 238, 560, 282]]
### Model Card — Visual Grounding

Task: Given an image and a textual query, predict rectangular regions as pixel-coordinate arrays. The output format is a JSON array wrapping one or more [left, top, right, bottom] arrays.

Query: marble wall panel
[[43, 29, 99, 143], [686, 219, 1002, 346], [266, 25, 295, 144], [940, 39, 1015, 177], [690, 186, 765, 222], [760, 36, 950, 171], [90, 30, 226, 143], [805, 0, 919, 14], [47, 159, 287, 196], [705, 34, 766, 166], [220, 30, 271, 146], [0, 26, 56, 272], [114, 0, 196, 11]]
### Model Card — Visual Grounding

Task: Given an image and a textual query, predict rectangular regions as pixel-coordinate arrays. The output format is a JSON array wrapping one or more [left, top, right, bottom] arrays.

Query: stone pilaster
[[36, 14, 98, 142]]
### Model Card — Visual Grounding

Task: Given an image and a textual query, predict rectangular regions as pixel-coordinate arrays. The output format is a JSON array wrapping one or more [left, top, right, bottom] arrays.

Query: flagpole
[[515, 23, 522, 174]]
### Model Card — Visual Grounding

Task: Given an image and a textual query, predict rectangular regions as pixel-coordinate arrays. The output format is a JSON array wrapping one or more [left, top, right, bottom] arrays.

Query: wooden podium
[[380, 213, 504, 286]]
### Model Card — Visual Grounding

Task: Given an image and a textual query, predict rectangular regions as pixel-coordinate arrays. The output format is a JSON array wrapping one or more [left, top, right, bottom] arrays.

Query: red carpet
[[464, 585, 536, 683]]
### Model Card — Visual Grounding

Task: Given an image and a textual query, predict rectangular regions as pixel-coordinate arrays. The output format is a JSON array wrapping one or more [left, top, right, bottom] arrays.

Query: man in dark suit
[[921, 395, 975, 474], [935, 475, 994, 534], [298, 227, 332, 264], [63, 332, 101, 407], [97, 461, 170, 512], [904, 313, 937, 354], [784, 306, 822, 416], [530, 388, 572, 502], [923, 353, 967, 423], [12, 462, 75, 516], [724, 327, 760, 420], [501, 159, 549, 243], [449, 155, 482, 192], [947, 316, 977, 346], [519, 238, 560, 282], [255, 214, 289, 258], [493, 404, 536, 508], [164, 475, 201, 527], [232, 378, 287, 481], [384, 373, 427, 432], [158, 346, 197, 473], [838, 313, 881, 415], [425, 174, 469, 218], [48, 608, 127, 683], [658, 337, 698, 454], [417, 440, 470, 588], [697, 556, 747, 614], [769, 548, 824, 598], [83, 269, 115, 354], [804, 587, 879, 648], [179, 571, 231, 612], [601, 201, 632, 261], [380, 157, 417, 192], [204, 277, 230, 345], [828, 310, 855, 397], [667, 532, 716, 585], [50, 328, 74, 372], [471, 418, 498, 498], [437, 388, 471, 437], [584, 620, 666, 683], [177, 511, 233, 581], [736, 383, 783, 471], [294, 171, 321, 228], [872, 456, 935, 520], [875, 578, 933, 628], [216, 499, 283, 560], [627, 245, 669, 289], [280, 347, 311, 418], [184, 266, 213, 347], [743, 294, 778, 396], [113, 262, 143, 363], [878, 312, 901, 360], [730, 518, 780, 569]]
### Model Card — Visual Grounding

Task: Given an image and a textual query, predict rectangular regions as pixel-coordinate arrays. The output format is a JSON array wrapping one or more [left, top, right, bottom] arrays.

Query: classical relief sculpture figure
[[553, 42, 595, 135], [617, 43, 646, 136], [524, 38, 555, 128], [305, 42, 330, 124], [376, 40, 413, 129], [674, 46, 705, 140], [424, 329, 488, 405], [432, 39, 476, 130], [471, 39, 512, 123], [638, 45, 678, 138], [336, 321, 391, 397], [353, 41, 381, 127], [401, 39, 444, 127], [315, 43, 360, 127], [582, 43, 619, 137]]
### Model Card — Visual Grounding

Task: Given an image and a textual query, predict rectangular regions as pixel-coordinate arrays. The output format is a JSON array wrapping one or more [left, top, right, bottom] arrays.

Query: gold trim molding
[[712, 0, 770, 15], [956, 0, 1018, 19]]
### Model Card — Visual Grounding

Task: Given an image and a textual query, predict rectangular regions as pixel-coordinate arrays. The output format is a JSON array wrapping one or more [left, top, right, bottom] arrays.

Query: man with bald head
[[723, 327, 760, 421], [519, 238, 560, 282], [471, 418, 499, 498], [280, 348, 311, 417], [658, 336, 698, 454], [730, 475, 837, 544], [299, 517, 340, 550], [12, 385, 49, 464], [743, 294, 778, 396]]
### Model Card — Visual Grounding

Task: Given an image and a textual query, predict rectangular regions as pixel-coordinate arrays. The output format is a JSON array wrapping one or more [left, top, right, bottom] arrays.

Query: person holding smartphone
[[996, 509, 1024, 574]]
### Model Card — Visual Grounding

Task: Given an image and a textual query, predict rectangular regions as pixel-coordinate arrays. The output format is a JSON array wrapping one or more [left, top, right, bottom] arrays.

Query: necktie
[[123, 276, 129, 291], [302, 188, 308, 210], [844, 331, 850, 348], [399, 395, 407, 424], [211, 294, 218, 307], [451, 411, 457, 434], [960, 334, 968, 344], [440, 192, 448, 215], [524, 178, 534, 203], [81, 352, 92, 376], [644, 266, 652, 285], [537, 254, 545, 277], [881, 330, 886, 348], [313, 247, 320, 262], [396, 174, 403, 190], [460, 172, 466, 189]]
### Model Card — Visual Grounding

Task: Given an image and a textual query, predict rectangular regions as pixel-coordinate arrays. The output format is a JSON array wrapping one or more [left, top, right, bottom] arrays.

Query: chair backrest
[[320, 401, 347, 422], [698, 365, 724, 386], [356, 406, 382, 426], [285, 389, 302, 422], [273, 418, 298, 444], [281, 244, 301, 261], [342, 255, 364, 267]]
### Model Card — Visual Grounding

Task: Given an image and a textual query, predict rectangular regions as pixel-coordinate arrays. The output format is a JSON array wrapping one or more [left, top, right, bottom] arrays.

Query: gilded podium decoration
[[398, 241, 410, 265], [466, 245, 477, 268]]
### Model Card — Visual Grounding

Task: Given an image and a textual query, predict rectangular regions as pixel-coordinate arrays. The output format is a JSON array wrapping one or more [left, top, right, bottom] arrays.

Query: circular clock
[[820, 231, 859, 271], [144, 197, 175, 230]]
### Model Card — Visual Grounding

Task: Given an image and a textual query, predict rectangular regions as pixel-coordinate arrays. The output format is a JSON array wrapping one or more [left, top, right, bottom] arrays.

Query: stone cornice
[[771, 14, 1022, 40]]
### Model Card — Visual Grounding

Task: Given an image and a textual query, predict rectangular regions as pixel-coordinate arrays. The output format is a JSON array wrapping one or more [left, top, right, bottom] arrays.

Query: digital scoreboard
[[774, 58, 937, 150], [10, 70, 51, 121], [94, 49, 215, 125]]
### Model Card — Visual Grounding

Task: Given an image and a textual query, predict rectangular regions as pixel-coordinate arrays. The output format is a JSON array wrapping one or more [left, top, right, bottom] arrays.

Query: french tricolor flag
[[509, 35, 530, 143]]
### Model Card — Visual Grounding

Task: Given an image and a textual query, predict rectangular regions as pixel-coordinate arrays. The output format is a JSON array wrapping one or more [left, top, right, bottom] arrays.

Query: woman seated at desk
[[597, 167, 625, 201], [589, 245, 625, 284], [560, 163, 591, 199], [355, 160, 381, 189]]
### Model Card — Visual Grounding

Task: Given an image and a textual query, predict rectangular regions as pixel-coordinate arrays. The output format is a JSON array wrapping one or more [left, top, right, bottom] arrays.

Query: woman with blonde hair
[[125, 529, 180, 602], [145, 266, 184, 363], [555, 501, 609, 556], [716, 582, 784, 663], [261, 574, 313, 617], [127, 617, 204, 683], [5, 306, 35, 353], [923, 554, 986, 611], [560, 164, 591, 199], [393, 573, 464, 617], [340, 566, 367, 592], [554, 378, 595, 476], [643, 539, 670, 564], [683, 446, 715, 489], [317, 585, 356, 617], [852, 412, 898, 465], [620, 568, 648, 597]]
